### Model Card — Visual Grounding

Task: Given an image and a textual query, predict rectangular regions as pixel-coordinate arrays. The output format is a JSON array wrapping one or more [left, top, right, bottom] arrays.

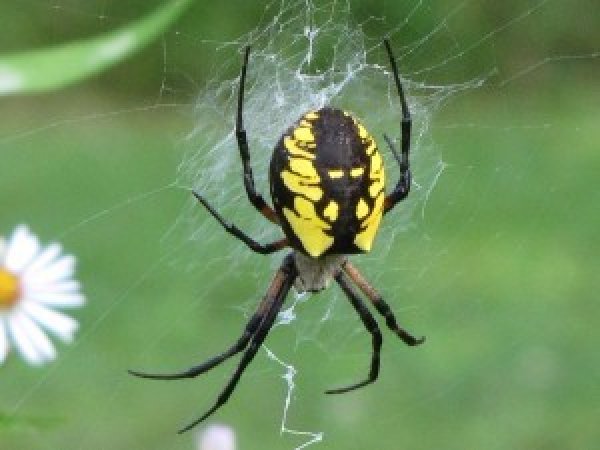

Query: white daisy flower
[[0, 224, 84, 366], [197, 424, 236, 450]]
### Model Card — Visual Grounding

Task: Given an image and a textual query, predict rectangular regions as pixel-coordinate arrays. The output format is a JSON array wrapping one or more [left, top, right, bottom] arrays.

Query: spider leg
[[128, 253, 290, 380], [382, 39, 413, 214], [178, 254, 297, 433], [128, 313, 263, 381], [325, 271, 382, 395], [383, 133, 411, 210], [344, 261, 425, 346], [193, 190, 287, 254], [236, 46, 279, 224]]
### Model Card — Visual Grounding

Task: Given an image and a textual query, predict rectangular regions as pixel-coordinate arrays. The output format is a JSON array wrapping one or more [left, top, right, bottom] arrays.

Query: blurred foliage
[[0, 0, 598, 98], [0, 0, 192, 95]]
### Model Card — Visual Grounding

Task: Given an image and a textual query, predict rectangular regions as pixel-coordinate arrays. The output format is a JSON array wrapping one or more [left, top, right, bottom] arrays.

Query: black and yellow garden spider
[[130, 39, 424, 433]]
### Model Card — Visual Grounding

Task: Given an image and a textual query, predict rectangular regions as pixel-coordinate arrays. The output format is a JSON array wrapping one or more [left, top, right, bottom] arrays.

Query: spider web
[[1, 1, 598, 449], [168, 2, 472, 446]]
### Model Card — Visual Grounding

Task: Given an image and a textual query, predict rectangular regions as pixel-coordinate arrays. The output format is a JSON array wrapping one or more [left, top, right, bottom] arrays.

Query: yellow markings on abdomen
[[284, 136, 315, 159], [283, 197, 333, 258], [350, 167, 365, 178], [289, 157, 319, 180], [323, 200, 339, 222], [354, 193, 385, 252], [356, 198, 369, 220], [327, 169, 344, 179], [280, 169, 323, 202], [366, 139, 377, 156], [327, 167, 365, 180], [284, 116, 318, 161], [370, 151, 383, 175], [368, 151, 385, 197], [357, 123, 369, 139], [369, 178, 384, 198], [353, 143, 386, 252], [294, 126, 315, 142]]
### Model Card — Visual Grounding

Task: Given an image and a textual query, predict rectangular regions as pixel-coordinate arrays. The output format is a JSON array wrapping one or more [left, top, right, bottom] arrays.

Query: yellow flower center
[[0, 268, 20, 310]]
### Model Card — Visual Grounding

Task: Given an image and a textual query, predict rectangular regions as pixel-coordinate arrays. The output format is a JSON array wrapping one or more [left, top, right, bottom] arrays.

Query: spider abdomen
[[270, 107, 385, 258]]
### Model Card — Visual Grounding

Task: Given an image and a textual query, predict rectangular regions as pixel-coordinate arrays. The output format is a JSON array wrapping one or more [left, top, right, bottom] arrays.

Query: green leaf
[[0, 0, 193, 95]]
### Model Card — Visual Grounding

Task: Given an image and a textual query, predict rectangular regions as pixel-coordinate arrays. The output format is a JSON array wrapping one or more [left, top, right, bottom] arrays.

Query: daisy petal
[[26, 291, 85, 308], [22, 243, 62, 278], [21, 302, 79, 343], [14, 312, 56, 363], [0, 321, 8, 364], [7, 313, 45, 366], [27, 280, 81, 295], [5, 225, 40, 273], [23, 254, 76, 285], [0, 237, 6, 260]]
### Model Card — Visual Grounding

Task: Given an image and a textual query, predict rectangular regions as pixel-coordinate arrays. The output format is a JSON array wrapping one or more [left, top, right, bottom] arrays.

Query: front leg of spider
[[235, 46, 280, 225], [191, 190, 287, 254], [384, 133, 411, 207], [383, 38, 414, 214]]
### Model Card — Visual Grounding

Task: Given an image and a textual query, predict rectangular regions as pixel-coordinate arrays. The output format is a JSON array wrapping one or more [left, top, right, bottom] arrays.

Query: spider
[[130, 39, 424, 433]]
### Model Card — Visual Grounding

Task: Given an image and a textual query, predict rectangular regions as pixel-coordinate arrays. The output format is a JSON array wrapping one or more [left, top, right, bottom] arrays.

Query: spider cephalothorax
[[130, 40, 424, 433]]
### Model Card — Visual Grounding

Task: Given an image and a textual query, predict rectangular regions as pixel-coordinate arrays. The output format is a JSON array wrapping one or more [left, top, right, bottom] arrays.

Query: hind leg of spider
[[343, 261, 425, 346], [235, 46, 279, 224], [325, 271, 382, 395], [193, 190, 287, 255], [128, 312, 264, 381], [177, 254, 297, 433], [128, 258, 295, 381]]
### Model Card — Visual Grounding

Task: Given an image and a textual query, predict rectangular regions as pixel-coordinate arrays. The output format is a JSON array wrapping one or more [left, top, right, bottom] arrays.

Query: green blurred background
[[1, 1, 598, 449]]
